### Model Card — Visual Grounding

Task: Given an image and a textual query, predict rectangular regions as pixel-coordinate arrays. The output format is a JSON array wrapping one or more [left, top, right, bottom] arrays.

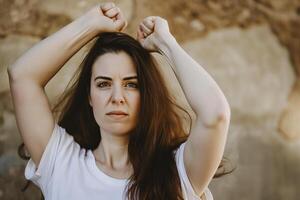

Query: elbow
[[217, 102, 231, 125], [202, 104, 231, 129], [206, 111, 230, 130], [7, 65, 30, 83], [7, 67, 15, 82], [7, 65, 19, 82], [7, 66, 12, 76], [221, 102, 231, 120], [216, 98, 231, 121]]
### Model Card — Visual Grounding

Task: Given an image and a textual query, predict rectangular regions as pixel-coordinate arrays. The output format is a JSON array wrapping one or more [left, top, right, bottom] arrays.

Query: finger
[[137, 26, 145, 43], [146, 16, 158, 27], [143, 18, 155, 31], [100, 2, 115, 13], [139, 23, 152, 35], [115, 19, 127, 31], [146, 16, 157, 22], [115, 9, 125, 22], [104, 7, 120, 18], [115, 11, 127, 31]]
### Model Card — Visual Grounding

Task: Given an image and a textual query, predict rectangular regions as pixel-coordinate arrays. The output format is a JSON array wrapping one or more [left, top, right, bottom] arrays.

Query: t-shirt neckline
[[87, 149, 129, 186]]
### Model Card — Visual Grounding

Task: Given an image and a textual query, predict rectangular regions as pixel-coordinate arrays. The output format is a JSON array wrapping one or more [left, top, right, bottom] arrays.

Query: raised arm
[[7, 3, 127, 167], [8, 3, 126, 86], [137, 16, 231, 197]]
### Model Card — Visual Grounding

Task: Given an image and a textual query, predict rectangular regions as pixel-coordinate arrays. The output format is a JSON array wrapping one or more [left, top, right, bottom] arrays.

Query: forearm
[[158, 36, 231, 126], [8, 13, 98, 87]]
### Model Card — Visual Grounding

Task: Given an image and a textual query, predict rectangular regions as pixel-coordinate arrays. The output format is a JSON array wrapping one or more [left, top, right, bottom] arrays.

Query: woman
[[8, 2, 232, 200]]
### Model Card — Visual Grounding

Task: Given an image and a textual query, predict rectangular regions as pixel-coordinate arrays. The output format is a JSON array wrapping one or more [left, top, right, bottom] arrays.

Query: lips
[[106, 111, 128, 115], [106, 111, 128, 120]]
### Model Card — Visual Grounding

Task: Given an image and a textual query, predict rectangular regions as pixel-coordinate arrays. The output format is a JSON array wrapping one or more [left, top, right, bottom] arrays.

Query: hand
[[137, 16, 175, 52], [84, 3, 127, 33]]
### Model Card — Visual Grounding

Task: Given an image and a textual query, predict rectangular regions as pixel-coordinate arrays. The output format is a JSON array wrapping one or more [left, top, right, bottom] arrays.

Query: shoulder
[[173, 142, 214, 200]]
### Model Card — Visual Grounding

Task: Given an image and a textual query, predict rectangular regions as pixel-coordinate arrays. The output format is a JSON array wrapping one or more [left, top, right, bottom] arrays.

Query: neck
[[93, 130, 130, 169]]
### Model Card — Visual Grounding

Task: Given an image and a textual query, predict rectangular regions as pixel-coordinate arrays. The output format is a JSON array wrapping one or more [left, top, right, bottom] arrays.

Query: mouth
[[106, 114, 128, 120], [106, 111, 128, 115]]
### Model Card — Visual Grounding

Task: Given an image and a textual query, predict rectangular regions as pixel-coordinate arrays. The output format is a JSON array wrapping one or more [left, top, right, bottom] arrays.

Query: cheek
[[90, 87, 108, 104], [89, 92, 107, 117], [132, 94, 141, 114]]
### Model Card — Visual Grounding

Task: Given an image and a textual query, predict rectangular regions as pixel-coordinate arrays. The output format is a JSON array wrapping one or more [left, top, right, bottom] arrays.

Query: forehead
[[92, 51, 137, 78]]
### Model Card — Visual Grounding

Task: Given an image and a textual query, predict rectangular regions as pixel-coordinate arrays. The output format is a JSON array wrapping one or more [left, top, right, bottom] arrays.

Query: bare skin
[[89, 52, 140, 179], [7, 2, 127, 172], [8, 2, 230, 199], [137, 16, 231, 196]]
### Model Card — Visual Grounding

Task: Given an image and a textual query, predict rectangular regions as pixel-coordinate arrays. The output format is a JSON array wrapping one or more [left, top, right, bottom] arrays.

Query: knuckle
[[98, 3, 104, 10], [101, 2, 115, 10]]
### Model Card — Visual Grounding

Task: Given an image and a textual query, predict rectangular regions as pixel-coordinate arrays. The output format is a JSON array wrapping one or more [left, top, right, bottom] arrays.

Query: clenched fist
[[137, 16, 175, 52], [83, 2, 127, 33]]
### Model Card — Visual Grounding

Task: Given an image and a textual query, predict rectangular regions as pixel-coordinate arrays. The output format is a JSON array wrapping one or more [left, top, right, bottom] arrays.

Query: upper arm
[[184, 114, 230, 196], [8, 76, 55, 168]]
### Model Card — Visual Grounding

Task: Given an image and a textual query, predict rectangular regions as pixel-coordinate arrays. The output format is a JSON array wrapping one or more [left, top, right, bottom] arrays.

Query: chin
[[103, 124, 135, 136]]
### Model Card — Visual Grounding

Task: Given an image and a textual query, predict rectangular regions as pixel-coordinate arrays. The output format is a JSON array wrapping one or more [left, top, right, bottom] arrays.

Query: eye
[[126, 82, 139, 88], [97, 82, 110, 88]]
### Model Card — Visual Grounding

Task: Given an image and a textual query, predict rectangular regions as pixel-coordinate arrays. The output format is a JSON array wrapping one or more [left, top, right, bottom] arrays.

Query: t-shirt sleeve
[[175, 142, 214, 200], [24, 123, 76, 192]]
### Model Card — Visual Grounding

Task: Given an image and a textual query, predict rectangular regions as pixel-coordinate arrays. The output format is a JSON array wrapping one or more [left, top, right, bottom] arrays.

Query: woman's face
[[89, 51, 140, 137]]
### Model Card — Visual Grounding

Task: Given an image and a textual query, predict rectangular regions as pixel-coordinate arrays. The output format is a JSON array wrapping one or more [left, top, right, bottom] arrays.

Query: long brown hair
[[18, 32, 234, 199]]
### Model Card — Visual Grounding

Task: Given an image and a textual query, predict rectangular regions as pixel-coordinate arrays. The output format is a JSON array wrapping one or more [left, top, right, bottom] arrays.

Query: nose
[[111, 85, 125, 104]]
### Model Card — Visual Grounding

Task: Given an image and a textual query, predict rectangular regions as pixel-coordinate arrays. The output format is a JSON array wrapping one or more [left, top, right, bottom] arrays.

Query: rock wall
[[0, 0, 299, 199]]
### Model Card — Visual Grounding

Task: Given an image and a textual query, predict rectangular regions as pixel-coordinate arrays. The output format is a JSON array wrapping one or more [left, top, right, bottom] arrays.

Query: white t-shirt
[[25, 124, 213, 200]]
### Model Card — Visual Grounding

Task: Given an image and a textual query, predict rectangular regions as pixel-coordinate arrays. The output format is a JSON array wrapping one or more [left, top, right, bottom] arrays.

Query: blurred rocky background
[[1, 0, 300, 199]]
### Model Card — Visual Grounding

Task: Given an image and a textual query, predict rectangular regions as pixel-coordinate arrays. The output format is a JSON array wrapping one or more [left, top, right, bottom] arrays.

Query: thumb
[[114, 12, 127, 31], [115, 20, 127, 31], [136, 26, 145, 44]]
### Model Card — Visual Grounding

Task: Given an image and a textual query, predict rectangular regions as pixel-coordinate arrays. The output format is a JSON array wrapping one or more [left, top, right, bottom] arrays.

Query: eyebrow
[[94, 75, 138, 81]]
